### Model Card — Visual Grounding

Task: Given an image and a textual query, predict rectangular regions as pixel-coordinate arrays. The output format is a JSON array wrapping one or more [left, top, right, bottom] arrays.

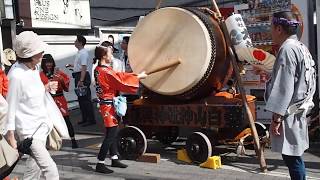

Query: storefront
[[14, 0, 99, 101], [0, 0, 318, 121]]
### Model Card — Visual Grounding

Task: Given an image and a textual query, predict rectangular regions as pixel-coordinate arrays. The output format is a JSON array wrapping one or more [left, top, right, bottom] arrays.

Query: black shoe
[[81, 122, 96, 127], [77, 121, 86, 125], [71, 139, 78, 149], [111, 159, 128, 168], [96, 163, 114, 174]]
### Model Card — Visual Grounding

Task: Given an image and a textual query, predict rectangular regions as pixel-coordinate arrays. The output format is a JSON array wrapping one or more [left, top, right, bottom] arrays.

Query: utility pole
[[317, 0, 320, 113]]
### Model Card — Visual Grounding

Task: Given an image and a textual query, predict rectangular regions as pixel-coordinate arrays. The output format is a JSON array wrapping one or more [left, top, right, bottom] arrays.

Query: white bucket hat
[[14, 31, 47, 58]]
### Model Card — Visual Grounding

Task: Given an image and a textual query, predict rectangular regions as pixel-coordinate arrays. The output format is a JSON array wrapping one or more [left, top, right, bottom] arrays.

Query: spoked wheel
[[255, 122, 269, 139], [244, 122, 269, 149], [186, 132, 212, 164], [117, 126, 147, 160]]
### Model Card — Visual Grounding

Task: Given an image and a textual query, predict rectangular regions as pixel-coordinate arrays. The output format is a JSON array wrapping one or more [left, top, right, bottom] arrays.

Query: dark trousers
[[64, 116, 75, 138], [73, 71, 95, 123], [282, 154, 306, 180], [98, 126, 118, 161], [78, 90, 95, 123]]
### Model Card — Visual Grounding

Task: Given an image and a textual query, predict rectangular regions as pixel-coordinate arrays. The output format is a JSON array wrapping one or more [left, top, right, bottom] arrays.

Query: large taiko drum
[[128, 7, 232, 100]]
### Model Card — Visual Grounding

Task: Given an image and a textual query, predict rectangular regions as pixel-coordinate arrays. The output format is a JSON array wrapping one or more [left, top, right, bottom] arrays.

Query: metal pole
[[155, 0, 162, 10], [317, 0, 320, 113], [210, 0, 267, 172], [0, 11, 3, 67]]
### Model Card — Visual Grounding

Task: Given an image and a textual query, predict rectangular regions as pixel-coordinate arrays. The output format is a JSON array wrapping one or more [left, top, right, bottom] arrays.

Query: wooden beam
[[210, 0, 267, 173], [155, 0, 162, 10]]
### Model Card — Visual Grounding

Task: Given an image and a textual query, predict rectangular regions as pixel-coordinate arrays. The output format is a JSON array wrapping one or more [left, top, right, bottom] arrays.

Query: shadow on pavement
[[68, 106, 320, 177]]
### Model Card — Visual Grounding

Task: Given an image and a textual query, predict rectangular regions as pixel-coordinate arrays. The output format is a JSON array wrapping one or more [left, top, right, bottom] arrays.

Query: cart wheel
[[255, 122, 269, 139], [186, 132, 212, 164], [117, 126, 147, 160], [245, 122, 269, 149], [156, 126, 179, 145]]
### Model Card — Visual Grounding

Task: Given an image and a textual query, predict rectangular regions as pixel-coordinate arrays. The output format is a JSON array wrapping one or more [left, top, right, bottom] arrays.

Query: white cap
[[14, 31, 47, 58], [1, 48, 16, 66]]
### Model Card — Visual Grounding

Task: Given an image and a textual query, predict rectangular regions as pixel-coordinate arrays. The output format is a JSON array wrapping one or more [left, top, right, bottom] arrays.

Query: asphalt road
[[9, 133, 320, 180], [8, 105, 320, 180]]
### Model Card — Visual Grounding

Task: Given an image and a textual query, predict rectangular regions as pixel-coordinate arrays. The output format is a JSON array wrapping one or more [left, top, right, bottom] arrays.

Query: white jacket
[[0, 94, 8, 134], [6, 63, 69, 141]]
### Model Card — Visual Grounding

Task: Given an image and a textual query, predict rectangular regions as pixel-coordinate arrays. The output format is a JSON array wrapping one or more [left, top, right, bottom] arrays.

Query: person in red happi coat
[[93, 41, 147, 174], [0, 67, 13, 180], [0, 68, 8, 97], [40, 54, 78, 148]]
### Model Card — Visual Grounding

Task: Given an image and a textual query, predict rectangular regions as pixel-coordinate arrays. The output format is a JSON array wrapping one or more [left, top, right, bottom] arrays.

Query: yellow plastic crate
[[200, 156, 222, 169], [177, 149, 192, 163]]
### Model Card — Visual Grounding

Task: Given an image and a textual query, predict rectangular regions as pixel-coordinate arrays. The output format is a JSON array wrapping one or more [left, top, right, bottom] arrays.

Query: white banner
[[30, 0, 91, 29], [225, 14, 275, 72]]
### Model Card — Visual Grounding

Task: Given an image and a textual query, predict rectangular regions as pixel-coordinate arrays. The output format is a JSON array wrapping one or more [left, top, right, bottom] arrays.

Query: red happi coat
[[0, 69, 8, 97], [94, 65, 139, 127], [40, 70, 70, 116]]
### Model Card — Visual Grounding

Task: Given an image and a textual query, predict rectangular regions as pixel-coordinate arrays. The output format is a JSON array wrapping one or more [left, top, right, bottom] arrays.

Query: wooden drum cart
[[117, 3, 268, 171]]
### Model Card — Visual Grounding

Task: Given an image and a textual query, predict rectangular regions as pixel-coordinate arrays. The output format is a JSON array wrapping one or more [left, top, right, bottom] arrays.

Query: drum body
[[129, 7, 232, 100]]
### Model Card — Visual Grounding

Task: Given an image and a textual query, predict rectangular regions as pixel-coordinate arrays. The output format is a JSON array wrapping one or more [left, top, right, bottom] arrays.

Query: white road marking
[[222, 165, 320, 179]]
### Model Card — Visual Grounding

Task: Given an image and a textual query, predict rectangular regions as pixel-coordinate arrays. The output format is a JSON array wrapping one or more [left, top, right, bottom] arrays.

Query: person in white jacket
[[5, 31, 60, 180]]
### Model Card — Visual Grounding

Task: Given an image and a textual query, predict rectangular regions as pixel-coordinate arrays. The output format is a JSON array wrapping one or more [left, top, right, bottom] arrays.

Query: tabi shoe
[[111, 159, 128, 168], [95, 163, 114, 174]]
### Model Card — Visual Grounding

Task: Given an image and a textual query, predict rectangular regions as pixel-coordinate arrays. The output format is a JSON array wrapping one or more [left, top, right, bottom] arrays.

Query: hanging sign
[[30, 0, 91, 29]]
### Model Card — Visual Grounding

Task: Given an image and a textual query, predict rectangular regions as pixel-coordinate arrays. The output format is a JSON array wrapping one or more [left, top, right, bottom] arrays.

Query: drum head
[[129, 7, 213, 96]]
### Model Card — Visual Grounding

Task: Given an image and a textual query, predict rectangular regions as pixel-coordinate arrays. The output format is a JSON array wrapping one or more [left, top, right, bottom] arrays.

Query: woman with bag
[[5, 31, 63, 180], [40, 54, 78, 149], [93, 41, 147, 174], [0, 94, 19, 180], [0, 66, 19, 179]]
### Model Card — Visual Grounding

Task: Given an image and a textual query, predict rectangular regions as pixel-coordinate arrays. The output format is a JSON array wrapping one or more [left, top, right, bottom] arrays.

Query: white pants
[[23, 139, 59, 180]]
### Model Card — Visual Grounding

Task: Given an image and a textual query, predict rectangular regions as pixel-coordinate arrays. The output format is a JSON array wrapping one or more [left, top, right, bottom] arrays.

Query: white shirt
[[119, 53, 132, 73], [6, 63, 52, 141], [73, 48, 89, 72], [112, 57, 125, 72], [0, 94, 8, 134]]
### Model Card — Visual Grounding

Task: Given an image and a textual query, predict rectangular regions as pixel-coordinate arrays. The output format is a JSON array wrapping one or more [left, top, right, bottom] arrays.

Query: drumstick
[[145, 58, 181, 75], [210, 0, 222, 18]]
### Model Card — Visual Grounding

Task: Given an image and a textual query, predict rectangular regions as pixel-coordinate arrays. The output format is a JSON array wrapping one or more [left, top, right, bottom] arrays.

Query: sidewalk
[[29, 103, 317, 180], [8, 133, 320, 180], [68, 102, 105, 135]]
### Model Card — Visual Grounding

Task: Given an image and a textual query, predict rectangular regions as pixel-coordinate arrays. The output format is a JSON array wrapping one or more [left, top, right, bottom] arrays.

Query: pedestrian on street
[[113, 36, 141, 103], [3, 48, 17, 74], [0, 68, 8, 97], [120, 36, 132, 73], [93, 41, 147, 174], [40, 54, 78, 149], [265, 11, 316, 180], [0, 63, 19, 180], [107, 34, 119, 53], [5, 31, 60, 180], [66, 35, 96, 127]]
